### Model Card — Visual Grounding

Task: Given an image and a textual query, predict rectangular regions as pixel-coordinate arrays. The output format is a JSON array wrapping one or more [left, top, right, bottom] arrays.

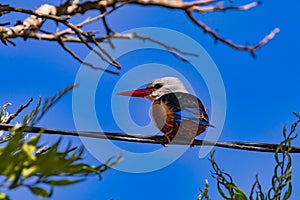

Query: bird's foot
[[189, 138, 195, 148], [161, 134, 171, 147], [165, 135, 171, 144]]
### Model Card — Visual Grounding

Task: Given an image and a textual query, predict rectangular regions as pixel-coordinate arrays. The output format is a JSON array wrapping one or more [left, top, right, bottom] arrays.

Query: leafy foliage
[[0, 85, 122, 199], [199, 112, 300, 200], [266, 112, 299, 200], [197, 179, 210, 200], [24, 84, 78, 126], [209, 150, 248, 200], [0, 103, 11, 123], [250, 175, 265, 200]]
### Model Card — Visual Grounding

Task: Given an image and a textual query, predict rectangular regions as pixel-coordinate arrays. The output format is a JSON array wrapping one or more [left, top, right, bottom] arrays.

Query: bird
[[117, 77, 212, 146]]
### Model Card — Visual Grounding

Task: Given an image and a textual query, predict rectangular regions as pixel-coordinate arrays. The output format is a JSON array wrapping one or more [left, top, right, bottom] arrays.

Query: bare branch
[[3, 5, 69, 22], [0, 4, 58, 38], [26, 32, 197, 62], [0, 3, 121, 70], [126, 0, 215, 10], [186, 11, 280, 56], [252, 28, 280, 52], [59, 20, 121, 69], [0, 124, 299, 153], [77, 2, 128, 28], [191, 1, 260, 13], [0, 0, 280, 72], [57, 39, 118, 74], [126, 33, 198, 62], [55, 0, 118, 16]]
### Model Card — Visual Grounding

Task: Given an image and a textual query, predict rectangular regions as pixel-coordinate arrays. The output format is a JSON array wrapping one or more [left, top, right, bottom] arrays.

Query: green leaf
[[44, 179, 83, 186], [22, 144, 37, 159], [0, 30, 8, 35], [283, 125, 287, 138], [217, 182, 230, 199], [0, 86, 115, 199], [292, 111, 300, 119], [27, 134, 41, 146], [198, 179, 210, 200], [249, 175, 265, 200], [72, 0, 79, 5], [232, 184, 248, 200], [0, 102, 11, 123], [283, 182, 292, 200], [267, 113, 298, 200], [0, 192, 10, 200], [28, 186, 52, 198]]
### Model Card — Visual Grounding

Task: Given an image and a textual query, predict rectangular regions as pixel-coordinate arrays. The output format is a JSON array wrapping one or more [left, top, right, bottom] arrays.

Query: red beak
[[117, 88, 153, 97]]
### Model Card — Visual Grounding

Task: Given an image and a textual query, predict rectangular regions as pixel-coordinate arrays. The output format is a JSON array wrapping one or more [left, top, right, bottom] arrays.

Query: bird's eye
[[154, 83, 163, 89]]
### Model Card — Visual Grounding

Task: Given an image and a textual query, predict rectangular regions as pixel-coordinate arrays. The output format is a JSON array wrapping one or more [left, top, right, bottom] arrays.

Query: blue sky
[[1, 0, 300, 199]]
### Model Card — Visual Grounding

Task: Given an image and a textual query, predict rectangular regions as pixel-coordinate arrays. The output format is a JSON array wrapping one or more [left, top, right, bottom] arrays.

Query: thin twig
[[35, 145, 50, 155], [77, 2, 128, 28], [0, 0, 280, 70], [0, 124, 299, 153], [111, 32, 198, 62], [35, 145, 77, 155], [185, 10, 280, 56], [60, 20, 121, 69], [57, 39, 118, 74], [252, 28, 280, 53], [3, 98, 33, 124], [0, 22, 10, 26], [0, 0, 278, 68], [26, 32, 197, 61], [192, 1, 260, 13]]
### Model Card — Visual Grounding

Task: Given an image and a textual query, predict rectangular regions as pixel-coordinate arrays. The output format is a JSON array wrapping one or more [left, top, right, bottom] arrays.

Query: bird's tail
[[198, 120, 215, 128]]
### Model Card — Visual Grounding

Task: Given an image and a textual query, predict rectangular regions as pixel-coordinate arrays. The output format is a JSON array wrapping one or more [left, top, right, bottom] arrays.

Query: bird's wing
[[174, 108, 210, 126], [160, 92, 211, 126]]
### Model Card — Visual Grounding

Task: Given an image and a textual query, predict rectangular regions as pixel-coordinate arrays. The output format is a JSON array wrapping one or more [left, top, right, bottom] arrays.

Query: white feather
[[146, 77, 188, 101]]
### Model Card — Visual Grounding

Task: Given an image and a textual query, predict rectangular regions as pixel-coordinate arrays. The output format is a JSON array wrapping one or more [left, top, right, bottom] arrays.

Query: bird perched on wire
[[117, 77, 212, 146]]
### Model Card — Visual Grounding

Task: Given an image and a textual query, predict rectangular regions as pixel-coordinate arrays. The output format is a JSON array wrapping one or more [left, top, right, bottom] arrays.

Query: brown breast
[[151, 99, 178, 137], [151, 99, 207, 141]]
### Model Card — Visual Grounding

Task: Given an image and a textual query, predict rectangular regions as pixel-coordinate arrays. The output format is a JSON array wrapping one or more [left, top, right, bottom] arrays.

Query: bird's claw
[[189, 138, 195, 148], [161, 134, 171, 147]]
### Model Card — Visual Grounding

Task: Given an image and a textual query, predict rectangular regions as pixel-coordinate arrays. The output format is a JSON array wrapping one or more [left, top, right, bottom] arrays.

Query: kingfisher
[[117, 77, 212, 146]]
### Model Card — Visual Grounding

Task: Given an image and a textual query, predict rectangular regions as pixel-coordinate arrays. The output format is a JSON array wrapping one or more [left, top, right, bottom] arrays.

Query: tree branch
[[0, 124, 299, 153], [185, 11, 280, 56], [2, 98, 33, 124], [0, 0, 280, 72]]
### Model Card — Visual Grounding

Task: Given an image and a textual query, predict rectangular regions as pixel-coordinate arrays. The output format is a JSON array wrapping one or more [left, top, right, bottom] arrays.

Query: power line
[[0, 124, 300, 153]]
